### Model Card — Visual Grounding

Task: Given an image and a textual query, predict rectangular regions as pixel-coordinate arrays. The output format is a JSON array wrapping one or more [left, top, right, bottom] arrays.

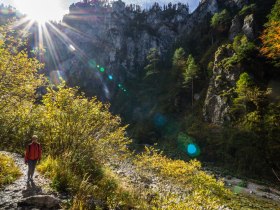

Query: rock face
[[44, 1, 191, 99], [229, 13, 256, 41], [242, 14, 255, 40], [40, 0, 224, 100], [229, 15, 242, 41], [203, 45, 242, 125]]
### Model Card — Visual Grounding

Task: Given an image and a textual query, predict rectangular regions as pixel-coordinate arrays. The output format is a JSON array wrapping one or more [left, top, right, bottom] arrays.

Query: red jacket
[[25, 142, 42, 162]]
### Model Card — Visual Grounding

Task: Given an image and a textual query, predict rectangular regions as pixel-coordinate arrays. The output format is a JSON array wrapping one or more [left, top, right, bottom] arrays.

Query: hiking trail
[[0, 151, 65, 210]]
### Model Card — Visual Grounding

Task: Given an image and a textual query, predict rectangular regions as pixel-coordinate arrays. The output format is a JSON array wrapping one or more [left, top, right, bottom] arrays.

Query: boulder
[[18, 195, 61, 209]]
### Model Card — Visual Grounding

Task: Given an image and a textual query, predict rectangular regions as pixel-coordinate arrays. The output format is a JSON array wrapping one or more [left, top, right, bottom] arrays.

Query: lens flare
[[154, 113, 167, 127], [177, 133, 201, 157], [186, 143, 200, 157], [187, 144, 197, 154], [69, 44, 76, 52]]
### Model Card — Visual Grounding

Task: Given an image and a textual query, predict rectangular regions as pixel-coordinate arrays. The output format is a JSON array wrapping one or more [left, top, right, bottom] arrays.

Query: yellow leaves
[[0, 154, 22, 186], [135, 146, 232, 209], [37, 155, 58, 178]]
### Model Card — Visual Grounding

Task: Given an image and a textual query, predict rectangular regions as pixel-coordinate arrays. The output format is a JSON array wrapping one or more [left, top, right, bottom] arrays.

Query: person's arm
[[38, 144, 42, 160], [24, 146, 29, 163]]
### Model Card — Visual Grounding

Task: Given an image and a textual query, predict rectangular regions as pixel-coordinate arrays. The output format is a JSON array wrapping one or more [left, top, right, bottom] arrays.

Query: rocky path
[[0, 151, 62, 210]]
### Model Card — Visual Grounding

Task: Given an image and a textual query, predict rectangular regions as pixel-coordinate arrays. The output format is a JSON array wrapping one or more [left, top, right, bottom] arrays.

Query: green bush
[[239, 4, 256, 16], [211, 9, 231, 28], [233, 35, 256, 60]]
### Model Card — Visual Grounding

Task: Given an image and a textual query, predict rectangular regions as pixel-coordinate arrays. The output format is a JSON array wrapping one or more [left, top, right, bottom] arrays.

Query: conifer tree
[[184, 55, 199, 107], [144, 48, 160, 77]]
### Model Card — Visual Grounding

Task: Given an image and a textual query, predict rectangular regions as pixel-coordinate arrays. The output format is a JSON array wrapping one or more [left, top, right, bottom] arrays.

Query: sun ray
[[41, 23, 60, 70], [47, 23, 88, 61]]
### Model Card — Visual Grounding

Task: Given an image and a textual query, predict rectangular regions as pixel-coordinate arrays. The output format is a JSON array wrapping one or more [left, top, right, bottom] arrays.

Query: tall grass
[[0, 154, 21, 186]]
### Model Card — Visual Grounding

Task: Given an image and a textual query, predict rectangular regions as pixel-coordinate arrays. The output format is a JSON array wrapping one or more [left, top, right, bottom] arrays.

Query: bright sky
[[0, 0, 200, 21]]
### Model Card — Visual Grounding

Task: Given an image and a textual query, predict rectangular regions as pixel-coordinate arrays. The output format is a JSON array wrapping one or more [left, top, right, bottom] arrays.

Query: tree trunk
[[192, 77, 194, 108]]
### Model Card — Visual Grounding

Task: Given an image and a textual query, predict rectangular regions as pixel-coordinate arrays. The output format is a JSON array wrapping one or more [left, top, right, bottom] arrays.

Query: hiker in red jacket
[[24, 135, 42, 182]]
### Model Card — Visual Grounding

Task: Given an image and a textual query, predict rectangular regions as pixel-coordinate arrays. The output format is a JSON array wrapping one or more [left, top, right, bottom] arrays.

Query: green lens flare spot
[[100, 67, 105, 72]]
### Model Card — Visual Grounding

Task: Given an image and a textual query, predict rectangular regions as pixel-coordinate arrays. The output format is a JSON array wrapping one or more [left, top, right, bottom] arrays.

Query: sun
[[15, 0, 66, 24]]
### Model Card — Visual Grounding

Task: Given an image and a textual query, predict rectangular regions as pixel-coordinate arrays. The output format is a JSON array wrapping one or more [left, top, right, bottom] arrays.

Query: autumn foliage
[[260, 0, 280, 66], [260, 21, 280, 65]]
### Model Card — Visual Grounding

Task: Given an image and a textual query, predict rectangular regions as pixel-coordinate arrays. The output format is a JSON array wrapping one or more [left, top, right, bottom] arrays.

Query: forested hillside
[[0, 0, 279, 209]]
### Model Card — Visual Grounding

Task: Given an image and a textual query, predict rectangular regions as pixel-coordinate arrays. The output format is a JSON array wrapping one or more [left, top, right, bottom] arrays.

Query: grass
[[0, 154, 21, 187], [229, 193, 280, 210], [37, 155, 145, 209]]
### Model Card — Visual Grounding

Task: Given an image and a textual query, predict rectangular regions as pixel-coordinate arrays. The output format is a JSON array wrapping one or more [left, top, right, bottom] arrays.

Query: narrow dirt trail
[[0, 151, 62, 210]]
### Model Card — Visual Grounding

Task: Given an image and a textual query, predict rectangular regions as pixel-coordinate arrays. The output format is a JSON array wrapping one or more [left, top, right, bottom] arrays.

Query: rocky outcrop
[[229, 13, 255, 41], [203, 45, 242, 125], [242, 14, 255, 40], [229, 15, 242, 40]]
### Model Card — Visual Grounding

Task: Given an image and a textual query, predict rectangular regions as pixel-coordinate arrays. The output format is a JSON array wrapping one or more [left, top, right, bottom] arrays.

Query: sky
[[0, 0, 200, 20]]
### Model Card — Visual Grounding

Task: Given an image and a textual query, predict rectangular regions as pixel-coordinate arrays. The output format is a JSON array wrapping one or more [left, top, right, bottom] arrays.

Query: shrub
[[239, 4, 256, 16], [0, 154, 21, 186], [233, 35, 256, 60], [211, 9, 231, 29], [135, 147, 232, 209]]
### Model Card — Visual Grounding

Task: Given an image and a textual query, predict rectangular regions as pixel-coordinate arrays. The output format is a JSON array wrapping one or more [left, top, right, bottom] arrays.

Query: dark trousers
[[27, 160, 38, 179]]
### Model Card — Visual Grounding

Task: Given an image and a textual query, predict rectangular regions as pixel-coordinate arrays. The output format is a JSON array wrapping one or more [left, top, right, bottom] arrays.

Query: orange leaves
[[260, 21, 280, 63], [260, 0, 280, 66]]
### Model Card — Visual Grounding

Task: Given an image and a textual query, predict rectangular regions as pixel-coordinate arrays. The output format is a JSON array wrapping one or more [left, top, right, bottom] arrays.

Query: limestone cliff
[[203, 44, 242, 125], [42, 0, 221, 99]]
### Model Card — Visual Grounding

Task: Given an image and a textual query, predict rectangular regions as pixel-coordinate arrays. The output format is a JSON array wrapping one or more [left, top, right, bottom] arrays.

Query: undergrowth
[[0, 154, 21, 187]]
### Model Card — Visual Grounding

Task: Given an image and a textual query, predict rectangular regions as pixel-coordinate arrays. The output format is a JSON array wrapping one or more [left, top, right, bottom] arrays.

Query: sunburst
[[15, 0, 66, 24]]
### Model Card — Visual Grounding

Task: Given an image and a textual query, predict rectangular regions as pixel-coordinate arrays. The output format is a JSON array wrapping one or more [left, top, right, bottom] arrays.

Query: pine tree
[[183, 55, 199, 107], [144, 48, 160, 78]]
